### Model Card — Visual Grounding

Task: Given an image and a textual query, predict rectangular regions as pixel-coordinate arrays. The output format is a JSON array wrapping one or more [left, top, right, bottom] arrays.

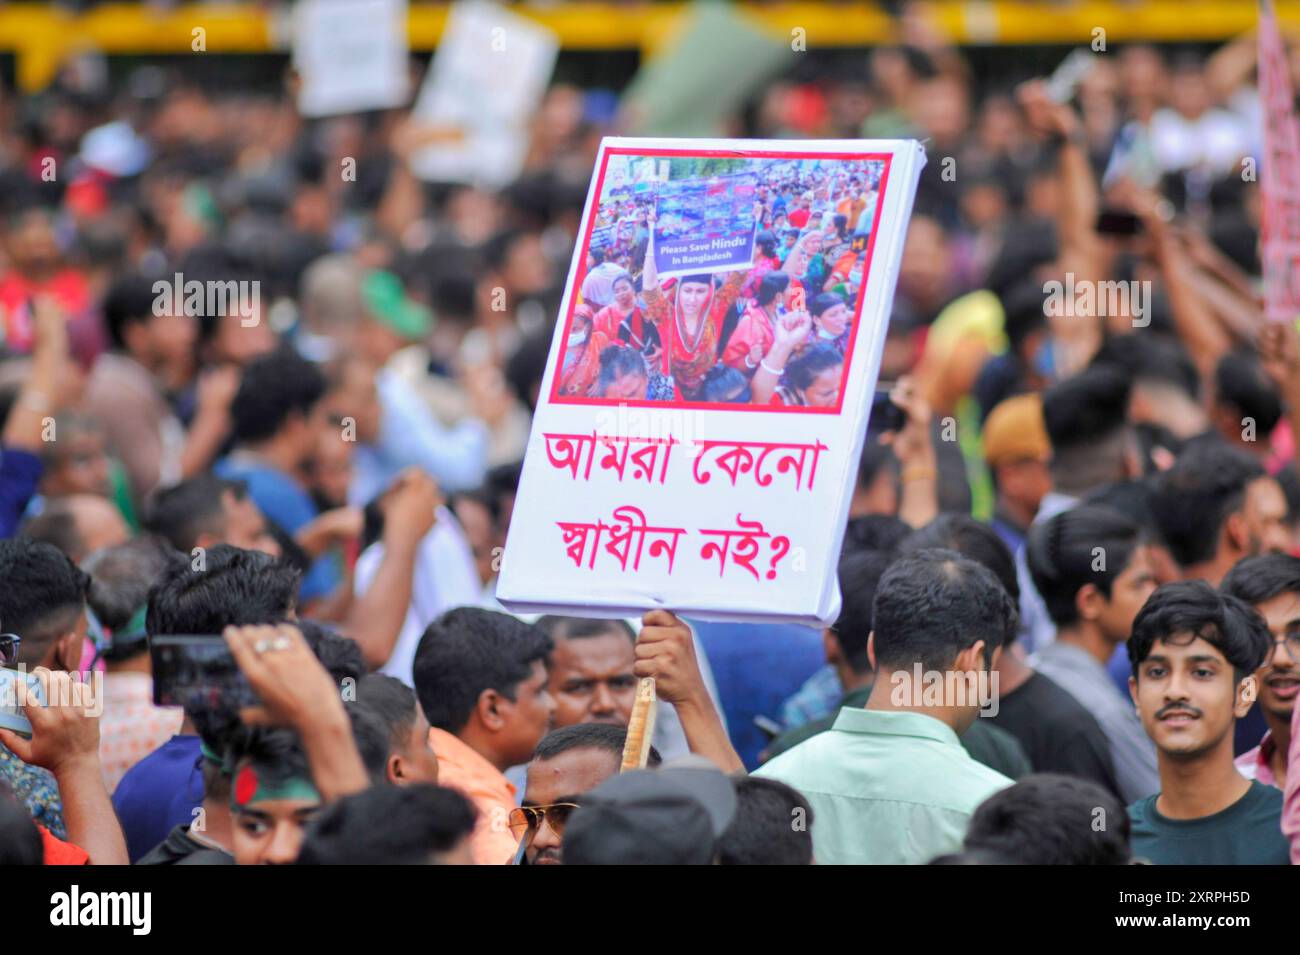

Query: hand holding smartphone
[[0, 668, 45, 738], [150, 635, 261, 712]]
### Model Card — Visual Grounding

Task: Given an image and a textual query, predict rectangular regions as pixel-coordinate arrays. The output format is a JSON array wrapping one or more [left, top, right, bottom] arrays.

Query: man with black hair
[[1081, 480, 1183, 587], [113, 544, 301, 861], [1041, 363, 1140, 518], [345, 708, 396, 783], [412, 607, 555, 864], [1212, 347, 1283, 464], [0, 537, 90, 674], [1150, 438, 1289, 585], [842, 513, 911, 553], [226, 726, 324, 865], [215, 622, 371, 864], [83, 536, 183, 792], [554, 612, 748, 766], [349, 673, 440, 786], [756, 549, 1015, 864], [145, 474, 281, 558], [536, 616, 640, 729], [145, 544, 300, 638], [519, 722, 662, 865], [1092, 334, 1207, 446], [137, 619, 364, 866], [765, 543, 1030, 780], [296, 783, 477, 864], [215, 347, 353, 606], [1221, 554, 1300, 790], [1028, 506, 1160, 802], [1126, 581, 1288, 864], [899, 516, 1122, 794], [0, 538, 90, 836], [561, 754, 738, 865], [960, 773, 1132, 865], [718, 776, 815, 865], [84, 272, 198, 501]]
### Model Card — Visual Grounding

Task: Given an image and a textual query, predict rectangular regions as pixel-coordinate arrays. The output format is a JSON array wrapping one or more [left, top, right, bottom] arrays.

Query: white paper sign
[[408, 0, 558, 188], [497, 138, 927, 627], [294, 0, 410, 118]]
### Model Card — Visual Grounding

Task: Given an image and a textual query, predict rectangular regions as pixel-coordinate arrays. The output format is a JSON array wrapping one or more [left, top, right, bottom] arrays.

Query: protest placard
[[653, 173, 759, 279], [496, 138, 926, 627], [1259, 0, 1300, 324], [408, 0, 558, 188], [293, 0, 410, 118]]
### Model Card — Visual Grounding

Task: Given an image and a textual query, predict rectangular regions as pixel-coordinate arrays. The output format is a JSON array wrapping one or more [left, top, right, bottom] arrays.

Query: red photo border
[[546, 146, 895, 415]]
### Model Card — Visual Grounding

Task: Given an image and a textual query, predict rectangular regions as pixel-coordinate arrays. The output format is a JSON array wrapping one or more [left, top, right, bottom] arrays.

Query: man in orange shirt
[[413, 608, 555, 864]]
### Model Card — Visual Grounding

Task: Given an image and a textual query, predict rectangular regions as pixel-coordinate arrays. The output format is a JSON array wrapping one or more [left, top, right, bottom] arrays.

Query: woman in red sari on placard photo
[[721, 270, 790, 375], [593, 272, 664, 372], [555, 304, 610, 397], [641, 206, 755, 401]]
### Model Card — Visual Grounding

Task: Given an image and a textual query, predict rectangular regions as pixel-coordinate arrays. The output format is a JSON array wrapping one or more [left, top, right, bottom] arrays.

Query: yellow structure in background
[[1, 1, 1298, 92]]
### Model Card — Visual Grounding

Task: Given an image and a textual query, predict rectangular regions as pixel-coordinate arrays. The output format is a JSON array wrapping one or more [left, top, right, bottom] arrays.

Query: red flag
[[1259, 0, 1300, 323]]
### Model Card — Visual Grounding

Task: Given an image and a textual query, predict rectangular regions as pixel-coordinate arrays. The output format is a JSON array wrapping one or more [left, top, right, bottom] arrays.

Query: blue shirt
[[214, 456, 338, 602], [112, 734, 204, 863], [350, 369, 488, 503], [687, 620, 825, 770], [0, 446, 43, 538], [779, 664, 844, 730]]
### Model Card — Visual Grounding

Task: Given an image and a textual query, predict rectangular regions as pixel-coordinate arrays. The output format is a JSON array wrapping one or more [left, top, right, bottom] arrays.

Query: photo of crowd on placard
[[552, 154, 887, 411]]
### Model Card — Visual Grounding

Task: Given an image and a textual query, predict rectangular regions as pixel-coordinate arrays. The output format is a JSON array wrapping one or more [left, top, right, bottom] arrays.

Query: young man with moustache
[[1220, 554, 1300, 790], [1126, 581, 1290, 864]]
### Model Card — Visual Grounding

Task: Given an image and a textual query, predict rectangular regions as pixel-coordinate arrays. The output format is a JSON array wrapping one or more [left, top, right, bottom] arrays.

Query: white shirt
[[353, 507, 484, 686]]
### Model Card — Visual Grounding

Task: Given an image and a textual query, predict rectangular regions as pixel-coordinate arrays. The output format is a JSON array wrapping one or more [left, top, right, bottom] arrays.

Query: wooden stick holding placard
[[620, 677, 658, 771]]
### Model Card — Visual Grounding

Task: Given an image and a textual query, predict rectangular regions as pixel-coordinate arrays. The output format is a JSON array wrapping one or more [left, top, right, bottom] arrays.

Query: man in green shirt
[[763, 549, 1031, 780], [755, 548, 1015, 864], [1126, 581, 1290, 864]]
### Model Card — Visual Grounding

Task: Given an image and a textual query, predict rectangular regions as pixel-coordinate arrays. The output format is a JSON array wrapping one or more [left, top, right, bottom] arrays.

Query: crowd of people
[[556, 156, 880, 408], [2, 11, 1300, 865]]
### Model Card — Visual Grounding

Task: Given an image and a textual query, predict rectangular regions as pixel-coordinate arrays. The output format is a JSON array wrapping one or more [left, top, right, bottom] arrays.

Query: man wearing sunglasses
[[1221, 553, 1300, 791], [514, 723, 662, 865]]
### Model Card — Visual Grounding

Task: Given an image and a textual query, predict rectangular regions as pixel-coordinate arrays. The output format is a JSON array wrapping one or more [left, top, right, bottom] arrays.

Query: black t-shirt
[[989, 671, 1122, 798], [136, 824, 234, 866], [1129, 780, 1291, 865]]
